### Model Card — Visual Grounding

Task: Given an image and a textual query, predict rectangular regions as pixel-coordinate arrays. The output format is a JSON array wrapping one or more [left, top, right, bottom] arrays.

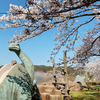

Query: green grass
[[61, 85, 100, 100]]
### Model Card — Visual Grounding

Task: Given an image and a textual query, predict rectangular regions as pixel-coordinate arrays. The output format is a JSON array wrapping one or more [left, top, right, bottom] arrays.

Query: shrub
[[86, 81, 99, 85]]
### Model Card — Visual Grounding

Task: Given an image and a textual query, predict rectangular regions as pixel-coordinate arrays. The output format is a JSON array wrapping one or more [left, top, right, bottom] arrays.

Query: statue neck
[[16, 50, 34, 81]]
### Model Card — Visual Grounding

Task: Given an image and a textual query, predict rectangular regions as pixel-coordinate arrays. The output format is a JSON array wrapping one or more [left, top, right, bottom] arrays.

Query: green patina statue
[[0, 43, 41, 100]]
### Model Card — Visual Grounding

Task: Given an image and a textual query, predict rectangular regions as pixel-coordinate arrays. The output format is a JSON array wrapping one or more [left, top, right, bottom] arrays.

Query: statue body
[[0, 43, 41, 100]]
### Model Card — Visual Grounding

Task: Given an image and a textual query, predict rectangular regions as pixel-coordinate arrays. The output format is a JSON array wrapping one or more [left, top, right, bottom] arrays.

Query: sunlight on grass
[[61, 85, 100, 100]]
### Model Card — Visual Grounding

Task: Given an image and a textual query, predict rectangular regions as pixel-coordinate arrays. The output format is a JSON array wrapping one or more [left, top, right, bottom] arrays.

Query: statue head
[[8, 43, 20, 53]]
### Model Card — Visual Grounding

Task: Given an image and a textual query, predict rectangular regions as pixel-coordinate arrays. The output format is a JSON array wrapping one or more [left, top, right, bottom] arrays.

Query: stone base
[[63, 95, 72, 100]]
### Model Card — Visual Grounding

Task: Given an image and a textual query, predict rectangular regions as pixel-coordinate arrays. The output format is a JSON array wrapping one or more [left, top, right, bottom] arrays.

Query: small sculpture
[[75, 75, 87, 86], [11, 60, 17, 65]]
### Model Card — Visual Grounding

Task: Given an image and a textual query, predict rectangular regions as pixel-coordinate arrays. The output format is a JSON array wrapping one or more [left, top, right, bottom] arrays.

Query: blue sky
[[0, 0, 98, 66], [0, 0, 64, 66]]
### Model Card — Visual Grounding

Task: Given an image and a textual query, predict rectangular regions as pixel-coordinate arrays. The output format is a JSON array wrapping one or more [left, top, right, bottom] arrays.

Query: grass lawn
[[61, 85, 100, 100]]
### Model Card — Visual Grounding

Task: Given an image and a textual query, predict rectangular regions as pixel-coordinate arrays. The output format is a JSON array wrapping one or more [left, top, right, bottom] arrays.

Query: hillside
[[34, 65, 53, 72], [0, 64, 82, 74]]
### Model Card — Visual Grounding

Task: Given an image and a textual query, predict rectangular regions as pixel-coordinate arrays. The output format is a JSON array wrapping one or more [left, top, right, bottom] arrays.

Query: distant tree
[[67, 69, 70, 75], [85, 59, 100, 81], [0, 0, 100, 63], [0, 65, 3, 69], [87, 72, 94, 81]]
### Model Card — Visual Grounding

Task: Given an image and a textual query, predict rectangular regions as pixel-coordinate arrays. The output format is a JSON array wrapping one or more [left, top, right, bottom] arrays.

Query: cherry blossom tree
[[85, 59, 100, 81], [0, 0, 100, 63], [74, 25, 100, 65]]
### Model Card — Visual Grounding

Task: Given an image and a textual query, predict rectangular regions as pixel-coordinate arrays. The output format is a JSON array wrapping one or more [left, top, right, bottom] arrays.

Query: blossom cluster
[[74, 23, 100, 65], [85, 59, 100, 81], [0, 0, 100, 63]]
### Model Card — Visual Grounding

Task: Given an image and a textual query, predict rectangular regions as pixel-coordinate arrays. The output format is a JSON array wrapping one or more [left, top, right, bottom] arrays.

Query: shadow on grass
[[71, 90, 99, 100], [72, 97, 85, 100], [84, 92, 99, 100]]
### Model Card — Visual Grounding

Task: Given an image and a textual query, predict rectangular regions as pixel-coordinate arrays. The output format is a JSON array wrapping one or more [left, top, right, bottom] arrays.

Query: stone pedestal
[[37, 83, 61, 100], [63, 95, 72, 100]]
